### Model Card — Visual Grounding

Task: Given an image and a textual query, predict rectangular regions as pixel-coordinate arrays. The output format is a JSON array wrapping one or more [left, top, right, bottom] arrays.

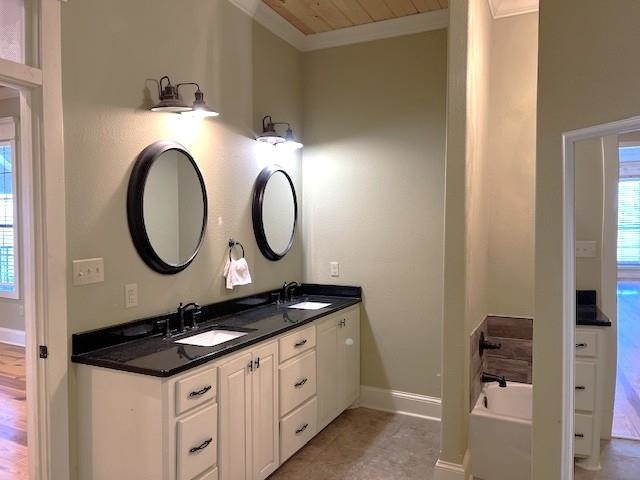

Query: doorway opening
[[0, 84, 28, 480], [613, 142, 640, 440]]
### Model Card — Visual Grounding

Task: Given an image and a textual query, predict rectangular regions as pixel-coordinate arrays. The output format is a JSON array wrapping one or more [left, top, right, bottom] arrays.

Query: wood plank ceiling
[[263, 0, 449, 35]]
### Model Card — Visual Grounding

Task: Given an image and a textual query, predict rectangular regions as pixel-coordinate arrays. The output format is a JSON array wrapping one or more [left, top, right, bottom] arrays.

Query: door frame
[[562, 114, 640, 479], [0, 0, 68, 479]]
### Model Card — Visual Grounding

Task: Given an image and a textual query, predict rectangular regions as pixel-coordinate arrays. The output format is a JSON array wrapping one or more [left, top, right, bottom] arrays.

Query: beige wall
[[486, 13, 538, 317], [574, 137, 603, 297], [62, 1, 302, 477], [301, 31, 447, 397], [0, 96, 23, 332], [535, 0, 640, 477], [439, 2, 538, 469]]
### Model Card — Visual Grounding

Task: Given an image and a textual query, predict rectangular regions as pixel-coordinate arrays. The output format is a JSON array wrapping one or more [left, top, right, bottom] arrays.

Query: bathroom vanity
[[574, 301, 612, 470], [72, 285, 361, 480]]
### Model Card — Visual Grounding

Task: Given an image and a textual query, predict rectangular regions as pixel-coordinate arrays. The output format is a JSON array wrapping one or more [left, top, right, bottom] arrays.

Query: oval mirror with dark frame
[[252, 165, 298, 261], [127, 140, 208, 274]]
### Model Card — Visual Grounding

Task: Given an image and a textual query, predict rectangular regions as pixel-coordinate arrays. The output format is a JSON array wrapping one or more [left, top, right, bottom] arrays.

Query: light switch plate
[[124, 283, 138, 308], [72, 258, 105, 286], [330, 261, 340, 277], [576, 241, 597, 258]]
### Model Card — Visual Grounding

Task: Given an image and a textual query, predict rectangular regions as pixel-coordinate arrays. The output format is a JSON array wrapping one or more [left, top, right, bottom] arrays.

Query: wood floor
[[0, 342, 27, 480], [614, 282, 640, 440]]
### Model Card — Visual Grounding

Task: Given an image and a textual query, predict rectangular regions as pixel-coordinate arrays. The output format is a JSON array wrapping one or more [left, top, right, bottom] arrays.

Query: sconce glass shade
[[257, 123, 286, 145], [183, 90, 219, 117]]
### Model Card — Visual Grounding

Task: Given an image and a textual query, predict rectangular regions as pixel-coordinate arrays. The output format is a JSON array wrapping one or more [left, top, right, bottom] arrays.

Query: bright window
[[0, 117, 18, 298], [618, 146, 640, 265]]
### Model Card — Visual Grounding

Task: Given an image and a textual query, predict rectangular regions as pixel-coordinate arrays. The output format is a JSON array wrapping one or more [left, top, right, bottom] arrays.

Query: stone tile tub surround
[[469, 315, 534, 409]]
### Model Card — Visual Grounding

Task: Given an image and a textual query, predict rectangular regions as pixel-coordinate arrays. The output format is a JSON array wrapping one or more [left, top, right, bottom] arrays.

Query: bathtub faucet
[[482, 372, 507, 388]]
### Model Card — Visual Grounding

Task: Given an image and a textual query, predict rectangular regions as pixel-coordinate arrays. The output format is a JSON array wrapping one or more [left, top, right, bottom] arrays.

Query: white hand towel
[[223, 257, 252, 290]]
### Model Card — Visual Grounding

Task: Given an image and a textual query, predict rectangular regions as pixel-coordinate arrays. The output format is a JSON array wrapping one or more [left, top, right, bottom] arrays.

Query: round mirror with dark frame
[[252, 165, 298, 261], [127, 140, 208, 274]]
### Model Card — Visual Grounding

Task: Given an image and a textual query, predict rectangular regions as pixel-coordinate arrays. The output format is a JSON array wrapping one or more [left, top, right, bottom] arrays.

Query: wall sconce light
[[257, 115, 303, 150], [150, 76, 219, 117]]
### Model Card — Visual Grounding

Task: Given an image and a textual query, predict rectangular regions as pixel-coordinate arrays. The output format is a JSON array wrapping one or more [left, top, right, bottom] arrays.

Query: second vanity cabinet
[[317, 306, 361, 431]]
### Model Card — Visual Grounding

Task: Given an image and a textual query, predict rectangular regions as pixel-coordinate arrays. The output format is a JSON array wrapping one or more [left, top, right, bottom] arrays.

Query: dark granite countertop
[[71, 284, 361, 378], [576, 304, 611, 327]]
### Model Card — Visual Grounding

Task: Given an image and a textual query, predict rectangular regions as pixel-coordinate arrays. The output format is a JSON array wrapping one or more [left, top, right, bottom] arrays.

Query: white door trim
[[0, 1, 69, 479], [562, 114, 640, 480]]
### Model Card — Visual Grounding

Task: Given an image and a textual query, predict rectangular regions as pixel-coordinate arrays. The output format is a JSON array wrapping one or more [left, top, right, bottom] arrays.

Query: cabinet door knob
[[294, 339, 308, 348], [189, 437, 213, 454], [294, 378, 308, 388], [295, 423, 309, 434], [188, 385, 212, 398]]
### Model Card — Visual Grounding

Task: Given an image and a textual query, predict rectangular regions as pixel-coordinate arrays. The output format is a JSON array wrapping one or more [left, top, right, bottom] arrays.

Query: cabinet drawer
[[279, 325, 316, 363], [280, 396, 317, 464], [574, 413, 594, 457], [176, 367, 217, 416], [575, 330, 597, 358], [280, 350, 317, 416], [575, 361, 596, 411], [177, 403, 218, 480]]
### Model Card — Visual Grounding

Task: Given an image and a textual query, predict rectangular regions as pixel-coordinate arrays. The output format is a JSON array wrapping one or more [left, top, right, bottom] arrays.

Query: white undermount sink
[[288, 301, 331, 310], [175, 329, 247, 347]]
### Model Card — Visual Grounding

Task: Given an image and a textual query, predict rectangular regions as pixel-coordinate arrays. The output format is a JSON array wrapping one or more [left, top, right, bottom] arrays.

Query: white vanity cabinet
[[77, 363, 219, 480], [76, 304, 361, 480], [218, 340, 279, 480], [316, 305, 361, 431], [574, 327, 606, 469]]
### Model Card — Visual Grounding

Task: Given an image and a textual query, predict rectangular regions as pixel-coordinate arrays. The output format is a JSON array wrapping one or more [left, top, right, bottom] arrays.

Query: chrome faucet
[[482, 372, 507, 388], [177, 302, 201, 333], [281, 281, 300, 303]]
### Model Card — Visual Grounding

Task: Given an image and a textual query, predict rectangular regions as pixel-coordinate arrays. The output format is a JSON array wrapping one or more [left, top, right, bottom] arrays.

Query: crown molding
[[487, 0, 538, 19], [229, 0, 448, 52]]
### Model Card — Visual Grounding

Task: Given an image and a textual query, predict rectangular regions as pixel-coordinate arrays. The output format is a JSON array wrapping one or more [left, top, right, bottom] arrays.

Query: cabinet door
[[252, 342, 279, 480], [218, 352, 252, 480], [316, 316, 340, 431], [338, 308, 360, 411]]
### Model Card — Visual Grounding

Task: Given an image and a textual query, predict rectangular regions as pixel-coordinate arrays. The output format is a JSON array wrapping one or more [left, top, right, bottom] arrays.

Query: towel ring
[[228, 239, 245, 260]]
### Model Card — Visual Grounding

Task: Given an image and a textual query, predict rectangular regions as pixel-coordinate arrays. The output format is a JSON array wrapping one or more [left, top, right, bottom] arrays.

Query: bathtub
[[469, 382, 532, 480]]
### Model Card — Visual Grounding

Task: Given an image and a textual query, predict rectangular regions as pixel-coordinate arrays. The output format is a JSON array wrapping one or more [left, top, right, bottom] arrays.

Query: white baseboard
[[434, 450, 472, 480], [359, 385, 441, 421], [0, 326, 25, 347]]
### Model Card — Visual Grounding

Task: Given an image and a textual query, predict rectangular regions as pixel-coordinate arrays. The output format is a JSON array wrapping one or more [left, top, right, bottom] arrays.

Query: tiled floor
[[269, 407, 440, 480], [574, 438, 640, 480]]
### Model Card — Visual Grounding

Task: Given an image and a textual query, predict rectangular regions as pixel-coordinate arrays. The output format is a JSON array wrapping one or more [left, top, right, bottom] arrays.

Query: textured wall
[[486, 13, 538, 317], [536, 0, 640, 477], [62, 2, 303, 477], [301, 31, 447, 397]]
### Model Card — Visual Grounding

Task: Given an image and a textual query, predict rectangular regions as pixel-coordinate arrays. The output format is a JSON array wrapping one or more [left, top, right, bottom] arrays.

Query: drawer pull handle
[[575, 385, 586, 390], [189, 437, 213, 454], [188, 385, 212, 398], [294, 339, 308, 348], [574, 433, 584, 438], [295, 423, 309, 435], [576, 343, 587, 348], [294, 378, 308, 388]]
